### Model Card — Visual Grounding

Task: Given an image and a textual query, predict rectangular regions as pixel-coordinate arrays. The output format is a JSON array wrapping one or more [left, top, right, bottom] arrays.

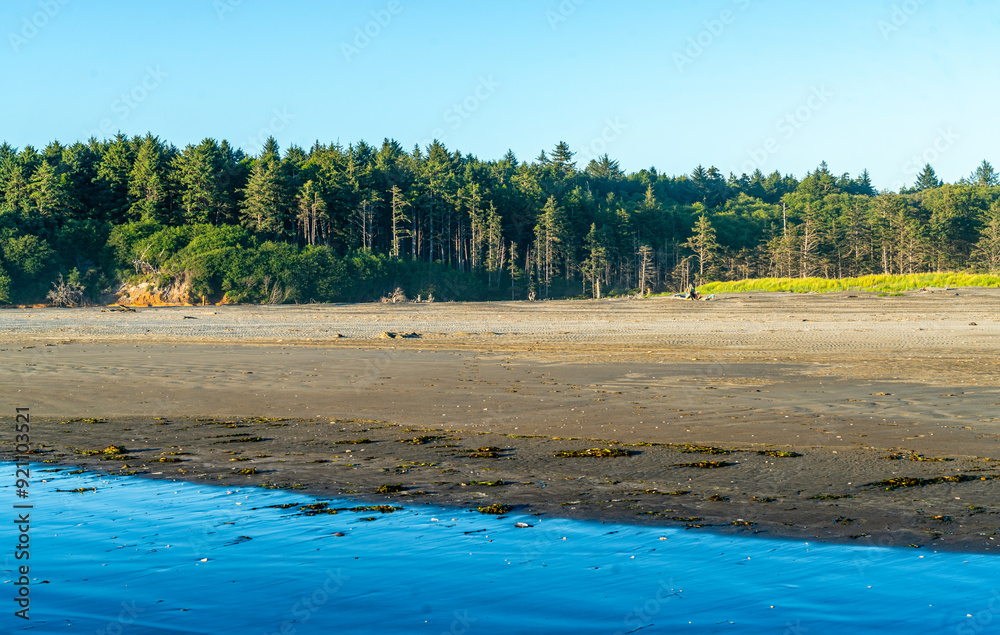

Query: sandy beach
[[2, 289, 999, 551]]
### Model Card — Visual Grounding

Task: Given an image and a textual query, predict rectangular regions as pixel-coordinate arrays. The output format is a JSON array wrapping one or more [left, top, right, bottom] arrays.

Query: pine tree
[[215, 140, 248, 223], [501, 149, 518, 168], [550, 141, 576, 176], [352, 192, 381, 251], [855, 169, 876, 196], [29, 160, 72, 223], [508, 240, 520, 300], [127, 135, 167, 221], [689, 165, 710, 203], [172, 139, 226, 224], [464, 183, 485, 270], [583, 223, 609, 298], [241, 156, 287, 236], [913, 164, 942, 191], [484, 202, 503, 283], [534, 196, 568, 296], [585, 154, 622, 180], [260, 136, 281, 163], [638, 244, 654, 294], [766, 222, 799, 278], [390, 184, 410, 258], [683, 212, 719, 280], [93, 133, 135, 222], [973, 202, 1000, 271], [798, 206, 825, 278], [970, 160, 999, 187], [2, 159, 30, 216], [295, 180, 328, 246]]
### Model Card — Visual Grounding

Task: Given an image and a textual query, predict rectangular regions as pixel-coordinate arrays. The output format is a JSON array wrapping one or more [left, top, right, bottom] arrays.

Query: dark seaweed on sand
[[672, 461, 734, 469], [554, 448, 634, 458]]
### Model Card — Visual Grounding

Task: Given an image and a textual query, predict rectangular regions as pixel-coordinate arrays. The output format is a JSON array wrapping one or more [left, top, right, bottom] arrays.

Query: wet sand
[[2, 290, 999, 551]]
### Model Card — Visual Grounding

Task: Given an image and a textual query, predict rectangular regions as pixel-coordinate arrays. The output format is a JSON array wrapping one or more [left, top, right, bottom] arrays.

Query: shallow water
[[3, 464, 997, 634]]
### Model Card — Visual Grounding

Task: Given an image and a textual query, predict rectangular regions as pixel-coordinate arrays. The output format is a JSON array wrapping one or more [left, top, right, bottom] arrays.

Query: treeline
[[0, 133, 998, 304]]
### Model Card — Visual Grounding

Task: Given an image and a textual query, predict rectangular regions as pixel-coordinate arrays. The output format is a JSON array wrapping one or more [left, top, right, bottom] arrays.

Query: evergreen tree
[[172, 139, 228, 224], [684, 211, 719, 280], [973, 202, 1000, 271], [534, 195, 568, 296], [389, 184, 410, 258], [584, 154, 622, 180], [638, 244, 654, 295], [1, 158, 30, 216], [583, 223, 609, 298], [913, 164, 942, 191], [295, 180, 328, 246], [241, 155, 287, 236], [550, 141, 576, 176], [969, 160, 999, 187], [93, 133, 135, 222], [127, 135, 167, 222], [501, 149, 518, 168], [854, 169, 876, 196], [260, 136, 281, 162], [508, 240, 520, 300], [29, 160, 73, 224], [215, 139, 248, 222]]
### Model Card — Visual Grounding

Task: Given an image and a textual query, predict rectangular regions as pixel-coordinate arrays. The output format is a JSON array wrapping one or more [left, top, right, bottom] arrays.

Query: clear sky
[[2, 0, 998, 191]]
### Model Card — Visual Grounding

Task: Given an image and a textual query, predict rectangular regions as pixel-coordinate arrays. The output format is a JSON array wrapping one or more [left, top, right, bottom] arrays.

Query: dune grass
[[698, 273, 1000, 295]]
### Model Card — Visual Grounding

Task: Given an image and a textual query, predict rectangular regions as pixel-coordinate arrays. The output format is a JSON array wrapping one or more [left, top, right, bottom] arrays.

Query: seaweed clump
[[215, 436, 265, 444], [677, 445, 732, 455], [76, 445, 128, 456], [866, 474, 996, 490], [468, 447, 502, 458], [401, 435, 443, 445], [555, 448, 634, 458], [673, 461, 733, 469], [299, 503, 338, 516], [476, 503, 513, 515]]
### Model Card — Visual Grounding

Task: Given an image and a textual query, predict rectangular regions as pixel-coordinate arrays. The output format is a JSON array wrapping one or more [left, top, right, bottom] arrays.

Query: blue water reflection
[[3, 465, 996, 634]]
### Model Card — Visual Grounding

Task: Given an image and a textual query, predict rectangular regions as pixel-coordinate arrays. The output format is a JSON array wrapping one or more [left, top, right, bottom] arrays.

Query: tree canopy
[[0, 133, 997, 304]]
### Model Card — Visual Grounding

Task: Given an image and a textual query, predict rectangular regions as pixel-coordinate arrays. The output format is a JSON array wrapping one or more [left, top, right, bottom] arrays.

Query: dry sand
[[2, 289, 999, 551]]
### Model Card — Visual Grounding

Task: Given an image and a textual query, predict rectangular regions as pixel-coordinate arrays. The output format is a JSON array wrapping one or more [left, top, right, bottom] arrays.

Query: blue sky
[[2, 0, 998, 190]]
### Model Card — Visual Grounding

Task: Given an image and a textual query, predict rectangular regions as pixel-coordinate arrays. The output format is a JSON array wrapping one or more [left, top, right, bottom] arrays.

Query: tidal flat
[[2, 291, 998, 550]]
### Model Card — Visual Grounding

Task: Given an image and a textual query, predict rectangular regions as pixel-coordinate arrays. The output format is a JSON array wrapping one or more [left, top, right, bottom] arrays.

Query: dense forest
[[0, 133, 998, 305]]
